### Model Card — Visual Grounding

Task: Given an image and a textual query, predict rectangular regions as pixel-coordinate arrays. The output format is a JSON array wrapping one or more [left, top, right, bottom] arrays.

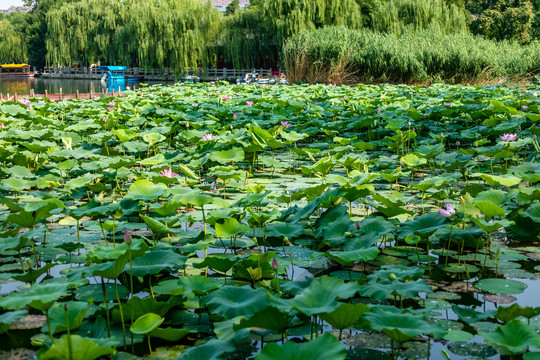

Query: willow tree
[[370, 0, 469, 35], [45, 0, 222, 72], [221, 0, 363, 69], [259, 0, 363, 46], [0, 18, 27, 63]]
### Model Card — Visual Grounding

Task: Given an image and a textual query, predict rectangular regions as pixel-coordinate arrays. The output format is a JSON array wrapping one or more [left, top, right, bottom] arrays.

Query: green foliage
[[370, 0, 469, 35], [468, 0, 536, 42], [283, 26, 540, 83], [44, 0, 221, 72], [225, 0, 240, 15], [0, 18, 27, 63]]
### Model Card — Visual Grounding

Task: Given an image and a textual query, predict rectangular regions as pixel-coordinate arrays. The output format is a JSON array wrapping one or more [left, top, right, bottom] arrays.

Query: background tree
[[0, 17, 27, 63], [225, 0, 240, 15], [467, 0, 536, 42]]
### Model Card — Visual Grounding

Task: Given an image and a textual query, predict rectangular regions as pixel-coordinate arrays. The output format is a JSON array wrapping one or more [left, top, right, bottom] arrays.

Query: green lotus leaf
[[210, 147, 245, 164], [177, 163, 200, 180], [45, 301, 88, 335], [255, 332, 346, 360], [286, 276, 361, 316], [193, 254, 241, 273], [443, 330, 473, 342], [143, 133, 166, 148], [130, 313, 164, 335], [326, 247, 379, 266], [475, 278, 526, 295], [364, 308, 446, 343], [140, 215, 177, 236], [472, 174, 522, 187], [88, 238, 148, 261], [400, 154, 427, 168], [265, 221, 305, 239], [481, 320, 540, 354], [127, 249, 187, 276], [358, 279, 432, 301], [0, 282, 69, 311], [64, 173, 102, 189], [496, 304, 540, 322], [175, 337, 236, 360], [234, 306, 290, 332], [151, 327, 190, 342], [367, 265, 425, 283], [215, 218, 250, 238], [0, 310, 28, 334], [40, 335, 115, 360], [138, 153, 165, 166], [399, 212, 448, 238], [178, 275, 220, 297], [111, 128, 138, 142], [202, 285, 269, 320], [126, 180, 167, 200], [319, 302, 371, 331], [451, 305, 496, 323], [474, 201, 506, 218]]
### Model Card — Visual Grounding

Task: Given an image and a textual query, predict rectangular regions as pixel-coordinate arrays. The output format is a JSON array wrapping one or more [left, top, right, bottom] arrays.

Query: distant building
[[202, 0, 250, 12], [0, 6, 31, 14]]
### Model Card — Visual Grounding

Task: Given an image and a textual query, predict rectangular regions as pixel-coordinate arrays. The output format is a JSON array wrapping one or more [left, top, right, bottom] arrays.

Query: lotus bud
[[460, 196, 465, 203], [355, 221, 360, 230], [271, 257, 279, 271], [230, 124, 233, 130], [185, 121, 189, 128], [455, 141, 460, 147], [408, 121, 411, 126], [124, 230, 132, 245], [284, 237, 290, 245], [64, 303, 68, 311], [534, 135, 537, 140], [440, 132, 444, 138]]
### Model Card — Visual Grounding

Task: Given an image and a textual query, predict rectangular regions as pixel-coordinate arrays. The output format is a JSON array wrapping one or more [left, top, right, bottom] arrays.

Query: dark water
[[0, 77, 172, 95]]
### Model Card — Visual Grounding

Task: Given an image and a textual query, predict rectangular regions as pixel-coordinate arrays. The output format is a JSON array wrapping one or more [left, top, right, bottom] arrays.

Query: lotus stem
[[114, 281, 127, 350], [46, 308, 54, 344], [65, 304, 73, 360], [101, 279, 111, 337]]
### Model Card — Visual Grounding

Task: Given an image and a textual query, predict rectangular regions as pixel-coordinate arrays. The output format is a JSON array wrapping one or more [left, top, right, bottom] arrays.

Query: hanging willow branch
[[0, 18, 28, 63], [45, 0, 221, 73]]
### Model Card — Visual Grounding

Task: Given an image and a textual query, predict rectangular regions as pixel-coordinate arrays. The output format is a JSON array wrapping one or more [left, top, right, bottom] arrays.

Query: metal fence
[[42, 66, 285, 81]]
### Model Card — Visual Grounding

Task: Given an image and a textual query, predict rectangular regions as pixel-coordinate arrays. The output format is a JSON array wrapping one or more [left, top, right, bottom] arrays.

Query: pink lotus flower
[[160, 168, 178, 178], [271, 257, 279, 271], [18, 99, 30, 107], [246, 101, 254, 106], [222, 96, 229, 101], [521, 105, 528, 110], [444, 103, 452, 107], [108, 101, 116, 106], [192, 102, 198, 107], [0, 123, 4, 129], [377, 108, 381, 114], [210, 81, 215, 85], [233, 113, 237, 119], [216, 91, 221, 94], [500, 133, 517, 142], [281, 121, 290, 128], [103, 117, 107, 122], [202, 133, 214, 141], [439, 204, 455, 217], [107, 106, 114, 112]]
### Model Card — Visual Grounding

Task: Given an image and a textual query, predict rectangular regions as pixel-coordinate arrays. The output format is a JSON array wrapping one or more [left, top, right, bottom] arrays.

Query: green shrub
[[283, 26, 540, 83]]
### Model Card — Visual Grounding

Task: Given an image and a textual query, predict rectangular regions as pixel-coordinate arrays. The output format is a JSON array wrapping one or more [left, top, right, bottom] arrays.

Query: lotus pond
[[0, 82, 539, 360]]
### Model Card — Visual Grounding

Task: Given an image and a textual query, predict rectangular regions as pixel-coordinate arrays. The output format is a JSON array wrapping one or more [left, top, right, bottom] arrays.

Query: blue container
[[99, 66, 127, 81]]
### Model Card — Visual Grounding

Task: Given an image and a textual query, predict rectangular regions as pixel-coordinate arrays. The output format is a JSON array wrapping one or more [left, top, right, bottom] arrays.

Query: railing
[[41, 67, 286, 81]]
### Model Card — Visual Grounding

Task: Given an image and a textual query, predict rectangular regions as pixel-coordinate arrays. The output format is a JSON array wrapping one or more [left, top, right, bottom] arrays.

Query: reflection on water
[[0, 77, 171, 95]]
